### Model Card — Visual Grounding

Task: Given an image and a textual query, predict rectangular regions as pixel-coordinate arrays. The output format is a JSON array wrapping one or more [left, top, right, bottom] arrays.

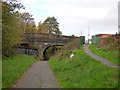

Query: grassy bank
[[48, 47, 118, 88], [2, 55, 37, 88], [89, 45, 118, 65]]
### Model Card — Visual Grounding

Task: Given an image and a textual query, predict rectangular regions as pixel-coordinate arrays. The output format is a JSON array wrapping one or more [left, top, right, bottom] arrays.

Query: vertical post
[[26, 48, 28, 55], [25, 48, 27, 54], [27, 49, 28, 55], [28, 48, 29, 55], [24, 47, 25, 54], [78, 37, 80, 49], [88, 26, 89, 44]]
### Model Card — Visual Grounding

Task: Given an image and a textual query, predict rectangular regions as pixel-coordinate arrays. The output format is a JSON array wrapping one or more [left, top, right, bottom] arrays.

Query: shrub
[[100, 36, 119, 51]]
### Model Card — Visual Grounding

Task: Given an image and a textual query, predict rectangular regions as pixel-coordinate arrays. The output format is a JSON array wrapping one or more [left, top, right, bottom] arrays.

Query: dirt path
[[83, 45, 120, 70], [14, 61, 58, 88]]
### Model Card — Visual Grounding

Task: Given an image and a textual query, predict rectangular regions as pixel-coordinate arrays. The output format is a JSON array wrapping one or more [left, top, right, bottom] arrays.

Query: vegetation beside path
[[48, 40, 118, 88], [2, 55, 37, 88], [89, 45, 118, 65]]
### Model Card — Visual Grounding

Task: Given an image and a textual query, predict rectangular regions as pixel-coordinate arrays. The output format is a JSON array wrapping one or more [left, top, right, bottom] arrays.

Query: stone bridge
[[21, 33, 78, 60]]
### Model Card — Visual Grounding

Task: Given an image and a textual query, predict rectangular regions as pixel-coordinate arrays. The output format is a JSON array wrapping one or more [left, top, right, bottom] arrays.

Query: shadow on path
[[83, 45, 120, 70]]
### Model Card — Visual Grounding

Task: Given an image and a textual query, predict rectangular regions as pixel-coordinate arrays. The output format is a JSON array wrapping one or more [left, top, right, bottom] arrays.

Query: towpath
[[14, 61, 58, 88], [83, 45, 120, 70]]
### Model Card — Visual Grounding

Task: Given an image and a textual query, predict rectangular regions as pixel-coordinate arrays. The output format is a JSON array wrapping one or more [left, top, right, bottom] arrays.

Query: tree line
[[19, 12, 62, 35], [2, 0, 62, 57]]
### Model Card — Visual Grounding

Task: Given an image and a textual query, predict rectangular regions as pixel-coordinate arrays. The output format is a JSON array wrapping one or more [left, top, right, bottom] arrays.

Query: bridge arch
[[43, 44, 64, 60], [21, 33, 79, 59]]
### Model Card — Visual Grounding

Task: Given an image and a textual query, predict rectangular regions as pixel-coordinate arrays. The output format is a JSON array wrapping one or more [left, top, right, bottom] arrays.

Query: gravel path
[[83, 45, 120, 70], [14, 61, 58, 88]]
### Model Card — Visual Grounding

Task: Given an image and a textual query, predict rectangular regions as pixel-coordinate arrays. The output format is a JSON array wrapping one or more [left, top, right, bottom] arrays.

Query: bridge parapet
[[23, 33, 78, 43], [21, 33, 79, 59]]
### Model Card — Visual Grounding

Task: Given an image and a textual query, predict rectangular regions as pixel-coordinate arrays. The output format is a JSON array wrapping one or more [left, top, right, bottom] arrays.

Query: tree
[[54, 30, 62, 35], [2, 1, 24, 56], [19, 12, 35, 33], [37, 21, 48, 34], [71, 34, 75, 37], [25, 21, 37, 33], [43, 17, 62, 35]]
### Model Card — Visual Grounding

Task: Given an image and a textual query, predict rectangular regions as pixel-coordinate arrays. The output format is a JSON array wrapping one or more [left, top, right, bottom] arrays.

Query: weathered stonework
[[22, 33, 78, 59]]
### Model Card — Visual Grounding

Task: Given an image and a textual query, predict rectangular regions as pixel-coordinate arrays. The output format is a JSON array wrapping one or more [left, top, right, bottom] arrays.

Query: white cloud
[[19, 0, 119, 39]]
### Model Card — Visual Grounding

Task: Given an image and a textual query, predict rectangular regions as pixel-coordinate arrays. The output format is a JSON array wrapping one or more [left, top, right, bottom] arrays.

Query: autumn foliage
[[2, 1, 24, 57], [2, 1, 62, 57]]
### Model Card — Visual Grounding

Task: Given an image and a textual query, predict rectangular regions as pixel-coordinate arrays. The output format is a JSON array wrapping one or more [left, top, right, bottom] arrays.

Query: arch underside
[[20, 42, 64, 60], [43, 44, 64, 60]]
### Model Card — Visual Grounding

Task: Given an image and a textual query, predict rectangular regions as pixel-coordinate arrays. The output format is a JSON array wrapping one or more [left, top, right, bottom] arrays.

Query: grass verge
[[2, 55, 37, 88], [48, 47, 118, 88], [89, 45, 118, 65]]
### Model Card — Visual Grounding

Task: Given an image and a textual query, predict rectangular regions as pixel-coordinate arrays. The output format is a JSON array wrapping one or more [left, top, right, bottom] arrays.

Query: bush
[[100, 36, 119, 51]]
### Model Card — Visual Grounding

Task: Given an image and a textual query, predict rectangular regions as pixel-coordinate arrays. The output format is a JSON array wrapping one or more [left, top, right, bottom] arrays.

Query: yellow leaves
[[2, 2, 23, 56], [2, 2, 6, 8], [37, 22, 48, 34]]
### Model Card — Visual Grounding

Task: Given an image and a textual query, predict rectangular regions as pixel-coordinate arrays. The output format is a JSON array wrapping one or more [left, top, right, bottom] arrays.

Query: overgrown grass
[[89, 45, 118, 65], [2, 55, 37, 88], [54, 39, 79, 57], [48, 47, 118, 88]]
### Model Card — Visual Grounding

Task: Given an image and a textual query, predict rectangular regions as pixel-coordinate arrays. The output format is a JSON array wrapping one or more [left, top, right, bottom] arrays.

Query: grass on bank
[[89, 45, 118, 65], [2, 55, 37, 88], [48, 46, 118, 88]]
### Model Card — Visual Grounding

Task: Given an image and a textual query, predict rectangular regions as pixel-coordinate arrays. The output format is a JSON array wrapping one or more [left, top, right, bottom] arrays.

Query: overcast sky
[[19, 0, 119, 40]]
